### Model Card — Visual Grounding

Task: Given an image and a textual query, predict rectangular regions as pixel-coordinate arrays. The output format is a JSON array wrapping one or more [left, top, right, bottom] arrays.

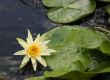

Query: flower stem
[[94, 27, 110, 34]]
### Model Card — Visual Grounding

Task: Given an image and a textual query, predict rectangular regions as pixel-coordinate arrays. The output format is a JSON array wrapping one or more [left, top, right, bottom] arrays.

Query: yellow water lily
[[14, 30, 56, 71]]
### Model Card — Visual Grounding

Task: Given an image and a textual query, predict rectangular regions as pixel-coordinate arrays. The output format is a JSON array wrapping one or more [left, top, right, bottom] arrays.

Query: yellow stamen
[[27, 44, 41, 57]]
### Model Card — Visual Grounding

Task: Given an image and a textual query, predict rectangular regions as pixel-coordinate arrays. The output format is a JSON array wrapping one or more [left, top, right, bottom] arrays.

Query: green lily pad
[[44, 26, 107, 49], [43, 26, 109, 80], [99, 40, 110, 55], [106, 5, 110, 23], [42, 0, 96, 23], [43, 25, 108, 71], [106, 5, 110, 14], [44, 70, 96, 80], [43, 62, 110, 80], [45, 42, 90, 71], [26, 76, 45, 80]]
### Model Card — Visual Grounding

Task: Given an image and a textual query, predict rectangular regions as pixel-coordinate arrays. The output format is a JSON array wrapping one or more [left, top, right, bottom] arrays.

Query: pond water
[[0, 0, 55, 80], [0, 0, 109, 80]]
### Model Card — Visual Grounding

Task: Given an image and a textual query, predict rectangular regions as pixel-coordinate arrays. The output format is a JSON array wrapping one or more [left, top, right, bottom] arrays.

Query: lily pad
[[106, 5, 110, 14], [42, 0, 96, 23], [26, 63, 110, 80], [26, 76, 45, 80], [43, 26, 109, 80], [43, 26, 108, 71], [99, 40, 110, 55], [42, 62, 110, 80], [106, 5, 110, 23], [45, 42, 90, 71], [44, 26, 107, 49]]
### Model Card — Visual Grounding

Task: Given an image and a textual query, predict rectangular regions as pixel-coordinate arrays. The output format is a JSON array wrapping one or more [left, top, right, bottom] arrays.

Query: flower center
[[27, 44, 41, 57]]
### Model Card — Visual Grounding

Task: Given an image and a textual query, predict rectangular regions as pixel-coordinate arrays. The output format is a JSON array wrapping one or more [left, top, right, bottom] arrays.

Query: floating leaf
[[26, 66, 110, 80], [99, 40, 110, 56], [26, 76, 45, 80], [43, 62, 110, 80], [43, 26, 108, 72], [44, 26, 107, 49], [43, 26, 109, 80], [42, 0, 96, 23], [44, 70, 96, 80], [106, 5, 110, 14], [106, 5, 110, 23], [45, 42, 90, 71]]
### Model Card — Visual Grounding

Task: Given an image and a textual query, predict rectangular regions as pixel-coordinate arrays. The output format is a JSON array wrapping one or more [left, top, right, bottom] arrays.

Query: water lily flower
[[14, 30, 56, 71]]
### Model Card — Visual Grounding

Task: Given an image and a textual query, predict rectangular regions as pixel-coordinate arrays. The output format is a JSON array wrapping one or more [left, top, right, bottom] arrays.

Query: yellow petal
[[16, 38, 27, 49], [27, 29, 33, 44], [14, 50, 26, 55], [20, 55, 30, 69], [31, 57, 37, 71], [37, 56, 47, 67]]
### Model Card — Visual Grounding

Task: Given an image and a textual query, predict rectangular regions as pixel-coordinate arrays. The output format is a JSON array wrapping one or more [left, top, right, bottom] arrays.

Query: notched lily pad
[[42, 0, 96, 23]]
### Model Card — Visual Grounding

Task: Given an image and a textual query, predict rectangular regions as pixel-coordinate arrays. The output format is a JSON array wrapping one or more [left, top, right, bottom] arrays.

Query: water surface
[[0, 0, 55, 79]]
